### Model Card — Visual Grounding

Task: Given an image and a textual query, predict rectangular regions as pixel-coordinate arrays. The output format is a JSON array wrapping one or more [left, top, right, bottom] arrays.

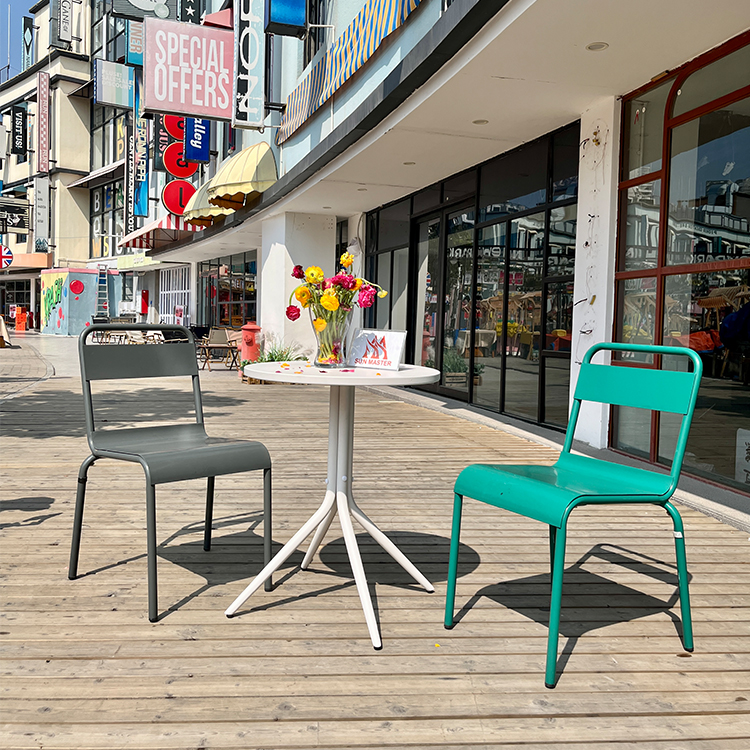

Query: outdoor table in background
[[225, 361, 441, 648]]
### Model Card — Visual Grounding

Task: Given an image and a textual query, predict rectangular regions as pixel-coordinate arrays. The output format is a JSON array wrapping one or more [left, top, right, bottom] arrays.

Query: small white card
[[348, 329, 406, 370]]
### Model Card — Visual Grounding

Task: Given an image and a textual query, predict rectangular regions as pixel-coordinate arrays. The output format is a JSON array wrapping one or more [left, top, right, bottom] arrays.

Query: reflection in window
[[667, 97, 750, 266], [547, 205, 576, 276], [197, 252, 257, 327], [552, 123, 580, 201], [473, 223, 506, 410], [621, 180, 661, 271], [415, 217, 440, 366], [622, 80, 670, 180]]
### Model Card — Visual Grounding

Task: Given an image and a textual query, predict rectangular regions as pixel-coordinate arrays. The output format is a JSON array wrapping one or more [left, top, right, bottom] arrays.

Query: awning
[[183, 177, 234, 228], [68, 78, 94, 99], [207, 142, 278, 210], [118, 213, 197, 250], [67, 159, 125, 189]]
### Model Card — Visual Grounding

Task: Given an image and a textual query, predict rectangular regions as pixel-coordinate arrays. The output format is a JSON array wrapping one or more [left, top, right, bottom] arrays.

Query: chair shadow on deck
[[451, 543, 692, 677]]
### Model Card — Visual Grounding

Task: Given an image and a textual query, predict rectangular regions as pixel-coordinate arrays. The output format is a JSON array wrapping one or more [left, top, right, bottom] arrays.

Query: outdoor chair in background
[[69, 324, 273, 622], [444, 343, 703, 688]]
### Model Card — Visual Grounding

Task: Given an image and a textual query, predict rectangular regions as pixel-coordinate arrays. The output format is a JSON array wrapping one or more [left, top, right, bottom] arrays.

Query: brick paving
[[0, 332, 54, 400]]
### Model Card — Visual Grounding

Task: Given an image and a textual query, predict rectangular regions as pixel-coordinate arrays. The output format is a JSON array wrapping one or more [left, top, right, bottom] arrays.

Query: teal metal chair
[[444, 343, 703, 688]]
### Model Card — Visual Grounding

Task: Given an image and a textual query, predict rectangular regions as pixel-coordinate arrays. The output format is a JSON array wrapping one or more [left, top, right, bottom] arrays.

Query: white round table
[[225, 362, 440, 649]]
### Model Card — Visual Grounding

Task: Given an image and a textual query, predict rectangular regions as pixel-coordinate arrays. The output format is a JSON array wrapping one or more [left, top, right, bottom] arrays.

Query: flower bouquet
[[286, 252, 387, 367]]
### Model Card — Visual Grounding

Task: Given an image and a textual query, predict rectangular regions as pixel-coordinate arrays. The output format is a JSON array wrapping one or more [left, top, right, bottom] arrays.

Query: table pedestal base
[[225, 384, 434, 648]]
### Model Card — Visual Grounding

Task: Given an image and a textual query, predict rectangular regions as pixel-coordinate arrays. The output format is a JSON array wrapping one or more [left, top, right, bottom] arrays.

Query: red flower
[[292, 265, 305, 279], [357, 285, 376, 308], [286, 305, 301, 321]]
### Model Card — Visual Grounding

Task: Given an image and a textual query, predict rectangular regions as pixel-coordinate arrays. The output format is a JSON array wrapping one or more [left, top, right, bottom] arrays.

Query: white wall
[[259, 212, 337, 353], [569, 96, 622, 449]]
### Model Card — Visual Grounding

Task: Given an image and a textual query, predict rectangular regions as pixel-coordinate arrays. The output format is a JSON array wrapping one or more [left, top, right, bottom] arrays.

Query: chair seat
[[455, 453, 674, 528], [90, 424, 271, 485]]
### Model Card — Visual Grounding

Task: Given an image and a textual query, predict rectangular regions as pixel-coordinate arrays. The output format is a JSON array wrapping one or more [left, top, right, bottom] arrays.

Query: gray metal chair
[[69, 324, 273, 622]]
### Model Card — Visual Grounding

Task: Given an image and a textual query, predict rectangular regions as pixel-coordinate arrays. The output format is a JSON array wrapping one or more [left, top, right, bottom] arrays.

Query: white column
[[569, 96, 622, 449], [259, 212, 336, 353]]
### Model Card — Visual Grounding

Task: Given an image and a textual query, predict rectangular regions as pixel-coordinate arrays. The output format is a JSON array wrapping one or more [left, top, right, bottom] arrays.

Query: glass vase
[[310, 306, 353, 367]]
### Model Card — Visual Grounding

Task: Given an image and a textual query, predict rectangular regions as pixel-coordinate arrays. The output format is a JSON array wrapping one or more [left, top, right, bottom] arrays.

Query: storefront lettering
[[42, 276, 64, 327]]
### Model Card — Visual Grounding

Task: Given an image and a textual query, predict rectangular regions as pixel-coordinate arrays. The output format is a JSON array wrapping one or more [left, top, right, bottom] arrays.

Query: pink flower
[[286, 305, 301, 321], [291, 265, 305, 279], [358, 285, 376, 308], [331, 273, 356, 290]]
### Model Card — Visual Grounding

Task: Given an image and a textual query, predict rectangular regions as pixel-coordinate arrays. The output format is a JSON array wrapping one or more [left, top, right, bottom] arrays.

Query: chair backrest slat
[[83, 341, 198, 380], [574, 363, 696, 414]]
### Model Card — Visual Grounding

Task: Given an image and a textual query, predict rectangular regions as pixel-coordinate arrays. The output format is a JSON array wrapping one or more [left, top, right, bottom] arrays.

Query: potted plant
[[241, 335, 308, 384], [441, 348, 469, 388]]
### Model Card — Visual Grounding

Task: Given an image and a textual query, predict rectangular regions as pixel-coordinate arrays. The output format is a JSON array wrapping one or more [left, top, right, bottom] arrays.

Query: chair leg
[[204, 477, 215, 552], [263, 467, 273, 593], [664, 501, 694, 652], [444, 493, 464, 629], [146, 483, 159, 623], [545, 522, 567, 689], [548, 526, 557, 585], [68, 455, 97, 580]]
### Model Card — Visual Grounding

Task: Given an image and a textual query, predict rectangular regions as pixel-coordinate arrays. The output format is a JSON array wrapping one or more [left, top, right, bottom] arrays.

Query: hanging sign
[[126, 21, 144, 66], [58, 0, 73, 43], [133, 71, 150, 217], [233, 0, 265, 129], [348, 329, 407, 370], [37, 72, 50, 174], [180, 0, 201, 23], [162, 179, 196, 215], [1, 245, 13, 269], [34, 176, 50, 251], [112, 0, 178, 21], [22, 17, 34, 70], [164, 114, 185, 139], [184, 118, 210, 162], [143, 18, 233, 119], [153, 115, 170, 170], [0, 125, 6, 158], [11, 107, 27, 155], [50, 0, 70, 48], [124, 117, 137, 238], [163, 141, 198, 178], [264, 0, 306, 38], [0, 198, 31, 234], [94, 59, 135, 107]]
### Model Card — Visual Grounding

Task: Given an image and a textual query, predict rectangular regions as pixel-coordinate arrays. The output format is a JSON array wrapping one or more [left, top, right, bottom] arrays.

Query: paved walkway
[[0, 332, 55, 400]]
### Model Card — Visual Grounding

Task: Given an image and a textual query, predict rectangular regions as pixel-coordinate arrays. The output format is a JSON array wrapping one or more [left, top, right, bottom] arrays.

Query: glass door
[[440, 206, 475, 395], [414, 215, 441, 367]]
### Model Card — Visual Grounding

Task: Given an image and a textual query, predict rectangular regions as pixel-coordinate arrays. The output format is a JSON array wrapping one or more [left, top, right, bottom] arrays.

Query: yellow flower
[[295, 286, 312, 307], [378, 290, 388, 298], [321, 292, 340, 311], [340, 252, 354, 268], [353, 278, 363, 290], [313, 317, 327, 332], [305, 266, 324, 284]]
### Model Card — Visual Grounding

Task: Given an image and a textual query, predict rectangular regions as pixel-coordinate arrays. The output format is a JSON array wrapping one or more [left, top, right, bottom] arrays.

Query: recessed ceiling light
[[472, 119, 489, 125], [323, 206, 332, 209], [586, 42, 609, 52], [357, 187, 367, 192], [403, 161, 416, 166]]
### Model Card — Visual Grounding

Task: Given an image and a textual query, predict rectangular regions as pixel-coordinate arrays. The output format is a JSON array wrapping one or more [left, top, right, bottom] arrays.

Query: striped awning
[[183, 178, 234, 228], [277, 0, 422, 144], [207, 142, 278, 210], [118, 213, 197, 250]]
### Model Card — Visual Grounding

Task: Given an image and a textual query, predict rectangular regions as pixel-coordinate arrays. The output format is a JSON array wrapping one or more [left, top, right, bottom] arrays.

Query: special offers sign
[[143, 18, 234, 120]]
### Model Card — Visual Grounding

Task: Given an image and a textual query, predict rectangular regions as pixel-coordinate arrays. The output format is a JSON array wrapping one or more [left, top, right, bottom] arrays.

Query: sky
[[0, 0, 34, 82]]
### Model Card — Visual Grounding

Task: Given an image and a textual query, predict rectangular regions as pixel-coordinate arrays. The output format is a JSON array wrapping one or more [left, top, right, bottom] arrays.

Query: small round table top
[[243, 361, 440, 387]]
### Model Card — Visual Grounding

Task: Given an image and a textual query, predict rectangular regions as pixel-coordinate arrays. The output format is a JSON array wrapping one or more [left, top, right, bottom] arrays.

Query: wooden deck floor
[[2, 374, 749, 749]]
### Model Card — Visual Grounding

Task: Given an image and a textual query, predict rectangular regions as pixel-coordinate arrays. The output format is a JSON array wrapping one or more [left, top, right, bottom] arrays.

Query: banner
[[37, 72, 50, 174], [126, 21, 144, 66], [112, 0, 178, 21], [124, 117, 137, 240], [34, 176, 50, 252], [233, 0, 265, 129], [11, 107, 27, 155], [22, 17, 34, 70], [133, 72, 150, 217], [184, 118, 210, 162], [144, 18, 233, 119], [0, 197, 31, 234], [94, 59, 135, 108]]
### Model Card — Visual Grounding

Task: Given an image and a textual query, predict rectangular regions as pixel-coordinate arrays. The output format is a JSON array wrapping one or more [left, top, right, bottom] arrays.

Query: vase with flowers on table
[[285, 252, 387, 367]]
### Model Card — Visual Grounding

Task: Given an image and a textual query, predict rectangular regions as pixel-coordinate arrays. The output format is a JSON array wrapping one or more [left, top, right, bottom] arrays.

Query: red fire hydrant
[[241, 321, 261, 363]]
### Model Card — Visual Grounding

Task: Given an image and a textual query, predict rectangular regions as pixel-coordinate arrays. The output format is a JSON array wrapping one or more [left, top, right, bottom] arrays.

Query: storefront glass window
[[552, 124, 580, 201], [197, 252, 256, 327], [415, 216, 441, 366], [667, 96, 750, 267], [622, 80, 670, 181], [620, 181, 661, 271]]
